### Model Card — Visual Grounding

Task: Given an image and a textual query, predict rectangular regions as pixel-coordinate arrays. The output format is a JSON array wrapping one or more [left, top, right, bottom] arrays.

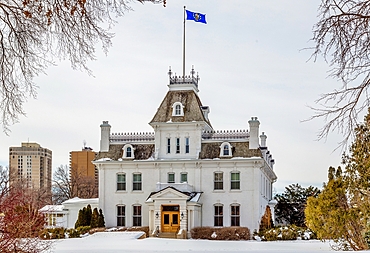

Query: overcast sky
[[0, 0, 344, 193]]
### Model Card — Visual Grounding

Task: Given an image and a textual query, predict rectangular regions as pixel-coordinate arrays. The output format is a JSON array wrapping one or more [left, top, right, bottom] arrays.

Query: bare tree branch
[[53, 164, 98, 204], [307, 0, 370, 146], [0, 0, 164, 133]]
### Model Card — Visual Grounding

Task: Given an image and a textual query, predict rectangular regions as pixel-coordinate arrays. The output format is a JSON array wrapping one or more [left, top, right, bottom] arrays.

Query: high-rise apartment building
[[69, 147, 97, 197], [9, 142, 52, 189]]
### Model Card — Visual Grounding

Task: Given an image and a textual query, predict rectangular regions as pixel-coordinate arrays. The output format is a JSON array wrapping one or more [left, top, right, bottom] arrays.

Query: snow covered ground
[[50, 232, 350, 253]]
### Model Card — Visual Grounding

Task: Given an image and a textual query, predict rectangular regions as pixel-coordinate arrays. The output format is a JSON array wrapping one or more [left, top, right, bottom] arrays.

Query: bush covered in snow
[[191, 227, 251, 240], [254, 225, 316, 241]]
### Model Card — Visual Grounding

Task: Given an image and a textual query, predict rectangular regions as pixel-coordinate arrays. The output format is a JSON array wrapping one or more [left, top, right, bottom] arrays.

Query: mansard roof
[[95, 141, 262, 161], [96, 143, 154, 161], [150, 90, 212, 127], [199, 142, 262, 159]]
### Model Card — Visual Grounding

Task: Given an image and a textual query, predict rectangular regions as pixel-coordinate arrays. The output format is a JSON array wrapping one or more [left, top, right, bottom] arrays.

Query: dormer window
[[172, 102, 184, 116], [175, 105, 181, 115], [126, 147, 132, 157], [122, 144, 135, 159], [223, 145, 230, 156], [220, 142, 232, 157]]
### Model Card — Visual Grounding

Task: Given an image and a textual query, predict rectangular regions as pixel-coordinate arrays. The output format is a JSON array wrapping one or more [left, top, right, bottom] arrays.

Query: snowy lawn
[[50, 232, 352, 253]]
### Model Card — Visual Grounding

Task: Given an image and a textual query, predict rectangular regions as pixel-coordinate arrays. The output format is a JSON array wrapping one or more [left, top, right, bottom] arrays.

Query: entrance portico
[[146, 186, 202, 238]]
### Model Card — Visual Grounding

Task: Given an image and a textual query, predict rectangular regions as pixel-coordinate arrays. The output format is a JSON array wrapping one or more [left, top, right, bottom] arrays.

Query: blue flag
[[186, 10, 207, 24]]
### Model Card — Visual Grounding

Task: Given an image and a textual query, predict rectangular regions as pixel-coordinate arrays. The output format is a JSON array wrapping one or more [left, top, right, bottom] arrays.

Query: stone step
[[158, 232, 177, 239]]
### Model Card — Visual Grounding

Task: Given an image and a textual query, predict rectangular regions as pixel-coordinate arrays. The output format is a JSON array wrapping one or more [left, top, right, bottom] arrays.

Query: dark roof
[[95, 144, 154, 161], [199, 142, 262, 159], [150, 90, 212, 127]]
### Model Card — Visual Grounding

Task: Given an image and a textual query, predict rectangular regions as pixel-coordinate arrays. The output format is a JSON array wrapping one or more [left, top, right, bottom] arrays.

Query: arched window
[[175, 104, 181, 115], [223, 145, 229, 156], [126, 147, 132, 157], [122, 144, 135, 159], [219, 142, 232, 157], [172, 102, 184, 116]]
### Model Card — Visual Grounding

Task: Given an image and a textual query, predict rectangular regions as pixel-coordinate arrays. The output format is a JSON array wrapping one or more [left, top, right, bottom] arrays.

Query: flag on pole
[[185, 10, 207, 24]]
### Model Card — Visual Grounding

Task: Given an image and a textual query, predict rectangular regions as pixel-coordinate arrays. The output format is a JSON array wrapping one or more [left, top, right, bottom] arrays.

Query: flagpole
[[183, 6, 186, 79]]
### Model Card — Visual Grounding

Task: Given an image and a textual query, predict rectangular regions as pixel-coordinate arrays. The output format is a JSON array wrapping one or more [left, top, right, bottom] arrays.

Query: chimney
[[260, 132, 267, 147], [100, 121, 111, 152], [248, 117, 260, 149]]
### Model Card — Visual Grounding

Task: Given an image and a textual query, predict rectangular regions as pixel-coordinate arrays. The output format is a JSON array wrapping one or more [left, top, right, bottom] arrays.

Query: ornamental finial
[[191, 65, 195, 78], [168, 66, 172, 77]]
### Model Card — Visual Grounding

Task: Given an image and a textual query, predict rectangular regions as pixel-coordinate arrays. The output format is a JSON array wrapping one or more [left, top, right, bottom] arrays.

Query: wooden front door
[[161, 205, 180, 233]]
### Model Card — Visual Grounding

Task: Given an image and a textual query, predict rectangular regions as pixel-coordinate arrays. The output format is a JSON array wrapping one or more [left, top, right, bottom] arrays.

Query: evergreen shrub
[[39, 228, 66, 240], [77, 225, 91, 235], [255, 225, 316, 241], [67, 228, 80, 238]]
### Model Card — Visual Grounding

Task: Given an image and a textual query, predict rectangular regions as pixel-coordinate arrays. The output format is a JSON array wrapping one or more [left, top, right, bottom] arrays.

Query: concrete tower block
[[248, 117, 260, 149], [260, 132, 267, 147], [100, 121, 111, 152]]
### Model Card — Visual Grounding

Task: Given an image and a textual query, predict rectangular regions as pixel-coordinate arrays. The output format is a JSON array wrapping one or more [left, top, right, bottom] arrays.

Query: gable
[[150, 90, 211, 126], [150, 187, 190, 200]]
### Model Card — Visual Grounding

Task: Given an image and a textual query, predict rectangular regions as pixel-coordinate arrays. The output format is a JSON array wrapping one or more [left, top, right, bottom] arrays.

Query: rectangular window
[[185, 137, 190, 154], [176, 138, 180, 154], [117, 205, 125, 226], [214, 172, 223, 190], [133, 205, 142, 226], [214, 205, 223, 227], [133, 173, 142, 191], [167, 138, 171, 154], [117, 173, 126, 191], [231, 205, 240, 226], [168, 173, 175, 183], [180, 172, 188, 183], [231, 172, 240, 190]]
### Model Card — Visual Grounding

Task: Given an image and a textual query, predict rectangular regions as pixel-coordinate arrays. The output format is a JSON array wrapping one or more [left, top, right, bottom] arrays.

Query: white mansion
[[93, 68, 277, 238]]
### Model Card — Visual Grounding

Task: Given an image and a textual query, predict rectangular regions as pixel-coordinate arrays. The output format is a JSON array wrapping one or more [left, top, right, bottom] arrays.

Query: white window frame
[[172, 102, 184, 116], [230, 204, 240, 226], [133, 205, 142, 226], [117, 205, 125, 227], [132, 173, 142, 191], [220, 142, 233, 157], [185, 137, 190, 154], [214, 172, 223, 190], [214, 204, 223, 227], [230, 171, 240, 190], [176, 138, 180, 154], [167, 138, 171, 154], [168, 172, 175, 183], [122, 144, 135, 159], [117, 173, 126, 191], [180, 172, 188, 183]]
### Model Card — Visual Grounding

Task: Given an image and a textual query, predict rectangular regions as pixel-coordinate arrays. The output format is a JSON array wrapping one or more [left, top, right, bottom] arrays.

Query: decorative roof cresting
[[168, 65, 199, 88]]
